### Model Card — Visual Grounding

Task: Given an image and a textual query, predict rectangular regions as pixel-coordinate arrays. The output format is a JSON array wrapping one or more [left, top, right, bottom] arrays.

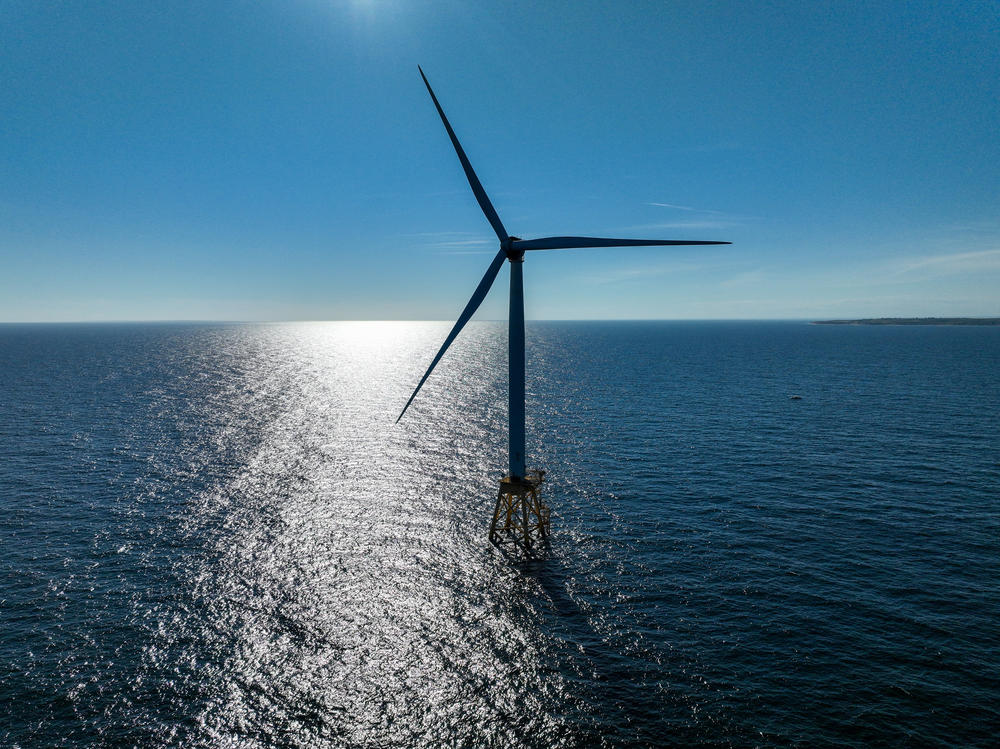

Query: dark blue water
[[2, 321, 998, 747]]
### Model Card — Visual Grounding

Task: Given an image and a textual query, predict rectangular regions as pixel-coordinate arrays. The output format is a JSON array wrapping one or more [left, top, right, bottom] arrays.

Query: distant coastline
[[813, 318, 1000, 326]]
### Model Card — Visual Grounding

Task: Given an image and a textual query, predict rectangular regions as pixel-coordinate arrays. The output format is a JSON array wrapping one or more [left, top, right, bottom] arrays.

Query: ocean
[[1, 321, 998, 747]]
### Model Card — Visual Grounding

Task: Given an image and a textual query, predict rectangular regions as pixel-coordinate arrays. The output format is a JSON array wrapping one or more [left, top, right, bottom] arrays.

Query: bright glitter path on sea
[[135, 322, 585, 746]]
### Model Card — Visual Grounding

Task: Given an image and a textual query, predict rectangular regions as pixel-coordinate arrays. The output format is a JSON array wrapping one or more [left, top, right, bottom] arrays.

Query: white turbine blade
[[512, 236, 731, 251], [397, 249, 507, 423], [418, 66, 509, 243]]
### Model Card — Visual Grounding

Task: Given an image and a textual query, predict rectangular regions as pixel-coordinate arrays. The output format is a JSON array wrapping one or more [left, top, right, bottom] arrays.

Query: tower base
[[489, 470, 550, 550]]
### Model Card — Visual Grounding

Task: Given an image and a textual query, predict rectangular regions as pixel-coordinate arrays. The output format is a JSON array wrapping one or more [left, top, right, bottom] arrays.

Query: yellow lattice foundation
[[489, 470, 550, 550]]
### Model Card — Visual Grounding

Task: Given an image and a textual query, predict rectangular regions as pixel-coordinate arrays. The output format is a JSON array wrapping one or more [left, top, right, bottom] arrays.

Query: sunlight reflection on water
[[142, 322, 586, 746]]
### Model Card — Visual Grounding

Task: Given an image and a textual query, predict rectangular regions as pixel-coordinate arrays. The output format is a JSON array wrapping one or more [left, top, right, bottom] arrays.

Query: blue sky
[[1, 0, 997, 321]]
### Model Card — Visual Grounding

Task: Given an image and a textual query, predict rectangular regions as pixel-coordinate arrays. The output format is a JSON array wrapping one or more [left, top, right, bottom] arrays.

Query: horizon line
[[3, 316, 999, 326]]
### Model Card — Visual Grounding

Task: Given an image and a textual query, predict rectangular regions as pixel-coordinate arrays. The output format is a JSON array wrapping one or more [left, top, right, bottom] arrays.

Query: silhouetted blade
[[418, 66, 508, 243], [397, 249, 507, 423], [512, 237, 732, 251]]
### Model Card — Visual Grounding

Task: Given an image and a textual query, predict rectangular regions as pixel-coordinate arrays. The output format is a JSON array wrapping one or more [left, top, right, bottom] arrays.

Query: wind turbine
[[398, 67, 730, 550]]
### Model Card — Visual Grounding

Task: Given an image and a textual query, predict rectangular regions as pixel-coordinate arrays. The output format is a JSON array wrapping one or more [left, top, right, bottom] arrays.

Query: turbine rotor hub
[[503, 236, 523, 261]]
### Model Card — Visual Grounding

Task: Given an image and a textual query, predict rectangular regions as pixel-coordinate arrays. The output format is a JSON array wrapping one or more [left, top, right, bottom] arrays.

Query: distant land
[[813, 318, 1000, 326]]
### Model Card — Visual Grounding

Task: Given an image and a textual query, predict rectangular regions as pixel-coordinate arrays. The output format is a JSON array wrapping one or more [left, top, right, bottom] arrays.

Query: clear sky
[[1, 0, 997, 321]]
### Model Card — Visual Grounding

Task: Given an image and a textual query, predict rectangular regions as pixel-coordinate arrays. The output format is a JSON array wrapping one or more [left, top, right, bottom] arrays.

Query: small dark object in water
[[789, 395, 802, 400]]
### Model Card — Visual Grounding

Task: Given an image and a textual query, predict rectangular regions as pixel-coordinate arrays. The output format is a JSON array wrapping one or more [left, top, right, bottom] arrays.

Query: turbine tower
[[398, 67, 730, 550]]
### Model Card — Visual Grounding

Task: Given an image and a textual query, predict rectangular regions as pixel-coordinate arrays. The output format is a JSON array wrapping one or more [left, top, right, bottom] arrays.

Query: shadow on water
[[506, 548, 625, 680], [493, 521, 747, 746]]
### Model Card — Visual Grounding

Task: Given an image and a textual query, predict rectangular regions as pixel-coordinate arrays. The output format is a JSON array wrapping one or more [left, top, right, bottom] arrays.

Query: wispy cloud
[[436, 239, 493, 247], [646, 202, 724, 215], [405, 231, 495, 254], [719, 269, 766, 288], [636, 201, 757, 233], [403, 231, 486, 239], [896, 248, 1000, 277], [931, 219, 1000, 235], [631, 220, 733, 231]]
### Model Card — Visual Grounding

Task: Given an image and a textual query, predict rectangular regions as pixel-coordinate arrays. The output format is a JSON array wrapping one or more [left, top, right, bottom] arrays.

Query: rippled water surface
[[2, 321, 998, 747]]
